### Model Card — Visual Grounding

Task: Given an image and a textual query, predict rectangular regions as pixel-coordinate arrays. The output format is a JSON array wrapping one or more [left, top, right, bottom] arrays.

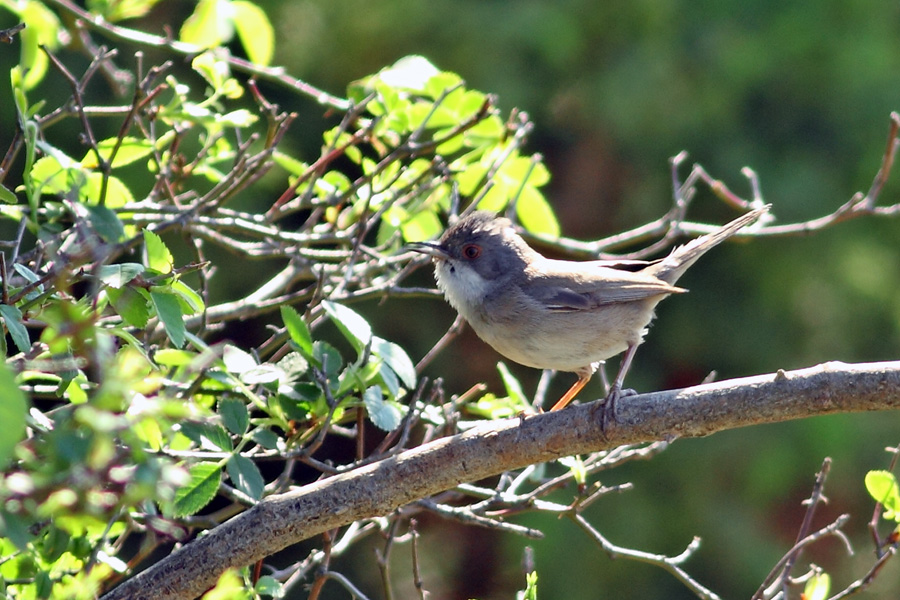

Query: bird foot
[[593, 386, 637, 430]]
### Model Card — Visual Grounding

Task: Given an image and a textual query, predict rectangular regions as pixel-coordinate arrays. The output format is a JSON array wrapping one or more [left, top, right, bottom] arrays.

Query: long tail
[[649, 205, 769, 284]]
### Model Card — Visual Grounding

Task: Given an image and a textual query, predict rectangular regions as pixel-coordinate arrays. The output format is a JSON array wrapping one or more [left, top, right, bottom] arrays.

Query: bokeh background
[[262, 3, 900, 598], [3, 0, 900, 598]]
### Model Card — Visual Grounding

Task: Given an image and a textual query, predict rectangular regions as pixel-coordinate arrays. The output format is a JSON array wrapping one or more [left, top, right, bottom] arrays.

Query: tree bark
[[102, 360, 900, 600]]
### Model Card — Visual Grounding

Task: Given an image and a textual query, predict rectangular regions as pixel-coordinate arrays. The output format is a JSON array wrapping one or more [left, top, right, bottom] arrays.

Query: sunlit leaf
[[371, 336, 417, 389], [98, 263, 144, 288], [172, 280, 205, 314], [516, 185, 559, 237], [281, 306, 313, 356], [232, 0, 274, 66], [378, 55, 440, 92], [226, 454, 264, 500], [223, 344, 256, 374], [803, 572, 830, 600], [321, 300, 372, 352], [866, 470, 900, 520], [202, 569, 247, 600], [81, 136, 155, 169], [179, 0, 233, 49], [150, 289, 185, 348], [0, 304, 30, 354], [106, 287, 150, 328], [219, 398, 249, 435], [0, 183, 16, 203], [88, 0, 165, 21], [144, 229, 174, 274], [180, 421, 232, 451], [254, 576, 283, 598], [217, 109, 256, 127], [172, 463, 221, 517], [363, 386, 404, 432], [496, 361, 528, 408], [19, 1, 61, 89]]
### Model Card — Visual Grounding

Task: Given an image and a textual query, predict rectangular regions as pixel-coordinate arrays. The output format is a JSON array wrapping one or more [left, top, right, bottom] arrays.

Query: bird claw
[[594, 386, 636, 431]]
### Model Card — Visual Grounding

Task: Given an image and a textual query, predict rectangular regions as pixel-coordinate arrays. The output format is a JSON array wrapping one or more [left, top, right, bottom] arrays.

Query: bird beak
[[407, 241, 450, 260]]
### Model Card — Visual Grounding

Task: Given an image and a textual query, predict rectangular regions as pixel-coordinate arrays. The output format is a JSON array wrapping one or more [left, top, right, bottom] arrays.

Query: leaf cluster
[[0, 2, 558, 596]]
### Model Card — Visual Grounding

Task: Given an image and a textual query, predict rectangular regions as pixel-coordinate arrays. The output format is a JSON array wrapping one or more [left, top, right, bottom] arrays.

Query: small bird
[[409, 206, 767, 423]]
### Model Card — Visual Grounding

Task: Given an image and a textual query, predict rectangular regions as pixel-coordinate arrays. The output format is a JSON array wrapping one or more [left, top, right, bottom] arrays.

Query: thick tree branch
[[102, 361, 900, 600]]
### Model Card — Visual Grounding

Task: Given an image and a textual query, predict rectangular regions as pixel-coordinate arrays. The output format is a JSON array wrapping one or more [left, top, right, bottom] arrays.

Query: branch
[[102, 360, 900, 600]]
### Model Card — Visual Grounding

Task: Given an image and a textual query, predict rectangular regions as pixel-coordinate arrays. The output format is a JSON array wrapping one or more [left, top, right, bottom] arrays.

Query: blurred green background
[[274, 1, 900, 597], [5, 0, 900, 597], [268, 2, 900, 598]]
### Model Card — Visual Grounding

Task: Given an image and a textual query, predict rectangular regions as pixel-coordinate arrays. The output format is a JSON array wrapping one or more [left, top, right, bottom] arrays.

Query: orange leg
[[550, 372, 592, 411]]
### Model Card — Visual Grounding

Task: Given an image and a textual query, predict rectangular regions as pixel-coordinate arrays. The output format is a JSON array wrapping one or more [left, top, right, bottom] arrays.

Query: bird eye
[[461, 244, 481, 259]]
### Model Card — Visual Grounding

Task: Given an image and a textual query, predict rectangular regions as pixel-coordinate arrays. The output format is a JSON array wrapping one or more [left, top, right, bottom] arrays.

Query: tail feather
[[649, 205, 769, 284]]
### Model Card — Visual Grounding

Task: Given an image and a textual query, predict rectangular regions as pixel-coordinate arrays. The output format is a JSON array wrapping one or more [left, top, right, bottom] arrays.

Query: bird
[[409, 206, 767, 423]]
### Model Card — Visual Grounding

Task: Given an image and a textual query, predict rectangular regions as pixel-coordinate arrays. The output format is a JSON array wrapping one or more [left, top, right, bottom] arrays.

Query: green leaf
[[40, 524, 70, 562], [78, 171, 134, 207], [497, 361, 529, 409], [226, 454, 264, 500], [254, 576, 284, 597], [81, 136, 155, 169], [203, 569, 246, 600], [516, 185, 559, 237], [180, 421, 233, 451], [0, 362, 28, 469], [424, 70, 464, 100], [180, 0, 232, 49], [1, 508, 36, 550], [218, 109, 256, 127], [85, 203, 126, 242], [559, 456, 587, 486], [223, 344, 257, 374], [144, 229, 174, 274], [321, 300, 372, 352], [150, 289, 186, 348], [232, 0, 274, 66], [191, 50, 230, 91], [379, 362, 400, 397], [98, 263, 144, 288], [172, 463, 221, 517], [0, 183, 16, 203], [250, 428, 282, 451], [218, 398, 249, 435], [378, 56, 440, 92], [521, 570, 538, 600], [313, 341, 343, 378], [90, 0, 164, 21], [866, 470, 900, 519], [277, 352, 308, 381], [30, 155, 79, 195], [0, 304, 30, 354], [363, 386, 404, 432], [398, 209, 444, 243], [281, 306, 313, 356], [19, 1, 61, 90], [371, 336, 417, 389], [803, 572, 830, 600], [106, 287, 150, 328], [172, 280, 205, 314], [13, 263, 41, 284], [241, 364, 282, 385]]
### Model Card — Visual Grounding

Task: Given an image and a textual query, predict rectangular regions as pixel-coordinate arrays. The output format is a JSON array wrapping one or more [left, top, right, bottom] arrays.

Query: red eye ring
[[461, 244, 481, 259]]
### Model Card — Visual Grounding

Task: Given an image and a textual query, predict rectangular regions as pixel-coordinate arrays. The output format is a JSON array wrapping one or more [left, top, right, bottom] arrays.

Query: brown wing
[[524, 258, 685, 311]]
